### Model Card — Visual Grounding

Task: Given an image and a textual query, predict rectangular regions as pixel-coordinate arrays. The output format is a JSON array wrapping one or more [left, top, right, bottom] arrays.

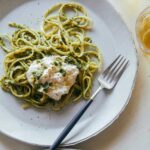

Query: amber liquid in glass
[[136, 7, 150, 53]]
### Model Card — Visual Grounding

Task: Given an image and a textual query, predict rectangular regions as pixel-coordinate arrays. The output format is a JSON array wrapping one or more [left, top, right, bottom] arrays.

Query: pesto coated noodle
[[0, 3, 102, 110]]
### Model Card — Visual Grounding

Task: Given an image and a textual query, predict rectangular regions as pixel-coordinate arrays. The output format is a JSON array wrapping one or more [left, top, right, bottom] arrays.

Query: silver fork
[[91, 55, 129, 99], [49, 55, 129, 150]]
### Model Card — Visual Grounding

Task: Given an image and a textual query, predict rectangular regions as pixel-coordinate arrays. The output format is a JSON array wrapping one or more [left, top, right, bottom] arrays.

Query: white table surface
[[0, 0, 150, 150]]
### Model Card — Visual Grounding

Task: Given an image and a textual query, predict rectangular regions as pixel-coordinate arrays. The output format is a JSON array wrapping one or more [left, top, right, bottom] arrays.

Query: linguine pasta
[[0, 3, 102, 110]]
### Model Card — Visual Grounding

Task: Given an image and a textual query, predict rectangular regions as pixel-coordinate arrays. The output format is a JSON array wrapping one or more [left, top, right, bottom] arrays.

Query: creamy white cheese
[[26, 56, 79, 101]]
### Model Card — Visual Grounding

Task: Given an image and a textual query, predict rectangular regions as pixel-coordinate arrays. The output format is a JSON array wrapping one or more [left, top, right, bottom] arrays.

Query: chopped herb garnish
[[34, 83, 42, 90], [34, 93, 42, 101], [32, 72, 36, 75], [54, 60, 62, 66], [75, 47, 81, 52], [0, 36, 5, 46], [43, 82, 52, 92], [62, 36, 67, 45], [59, 68, 66, 76], [68, 52, 74, 57], [43, 82, 49, 89], [17, 86, 23, 94], [35, 53, 43, 59], [36, 72, 42, 79], [76, 62, 82, 69], [49, 82, 53, 86], [65, 57, 74, 64], [73, 88, 81, 96], [32, 70, 43, 79], [43, 87, 49, 92], [43, 66, 47, 69], [36, 60, 41, 63], [54, 61, 58, 66]]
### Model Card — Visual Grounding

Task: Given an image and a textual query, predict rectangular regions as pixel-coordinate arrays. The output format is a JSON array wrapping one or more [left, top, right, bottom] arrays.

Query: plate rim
[[0, 0, 139, 147], [62, 1, 139, 147]]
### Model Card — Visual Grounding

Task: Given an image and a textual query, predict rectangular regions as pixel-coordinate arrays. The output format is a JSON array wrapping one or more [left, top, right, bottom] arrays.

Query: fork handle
[[50, 86, 103, 150], [50, 99, 93, 150]]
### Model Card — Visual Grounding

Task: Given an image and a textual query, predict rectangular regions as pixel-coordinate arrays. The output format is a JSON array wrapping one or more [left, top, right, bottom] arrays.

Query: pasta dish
[[0, 3, 102, 110]]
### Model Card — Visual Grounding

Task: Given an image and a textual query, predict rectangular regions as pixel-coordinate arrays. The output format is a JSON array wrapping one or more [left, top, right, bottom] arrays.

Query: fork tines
[[103, 55, 129, 82]]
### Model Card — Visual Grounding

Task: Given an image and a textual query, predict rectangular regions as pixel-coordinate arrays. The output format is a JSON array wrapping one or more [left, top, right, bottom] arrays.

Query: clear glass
[[136, 7, 150, 54]]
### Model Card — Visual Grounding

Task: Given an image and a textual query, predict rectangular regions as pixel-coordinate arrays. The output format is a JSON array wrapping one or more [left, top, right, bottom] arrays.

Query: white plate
[[0, 0, 138, 147]]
